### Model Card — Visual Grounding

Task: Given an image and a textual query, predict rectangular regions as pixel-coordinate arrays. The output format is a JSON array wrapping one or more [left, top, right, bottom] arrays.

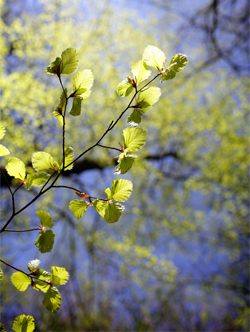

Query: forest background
[[0, 0, 249, 330]]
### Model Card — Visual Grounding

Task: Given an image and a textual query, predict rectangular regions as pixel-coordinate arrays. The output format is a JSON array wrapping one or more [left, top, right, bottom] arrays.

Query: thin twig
[[97, 144, 121, 152], [4, 228, 40, 232]]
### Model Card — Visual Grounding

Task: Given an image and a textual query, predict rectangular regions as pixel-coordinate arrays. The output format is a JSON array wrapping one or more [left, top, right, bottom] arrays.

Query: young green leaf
[[33, 279, 50, 293], [61, 48, 79, 75], [73, 69, 94, 96], [0, 144, 9, 156], [35, 230, 55, 253], [60, 147, 74, 171], [69, 97, 82, 116], [0, 268, 3, 282], [31, 172, 50, 187], [51, 267, 69, 286], [0, 123, 5, 140], [142, 45, 166, 71], [11, 272, 31, 292], [32, 152, 58, 173], [93, 200, 125, 223], [127, 109, 143, 126], [42, 286, 61, 314], [117, 79, 134, 97], [27, 260, 41, 273], [69, 200, 89, 219], [137, 86, 161, 112], [131, 60, 151, 84], [36, 210, 54, 228], [122, 127, 147, 152], [46, 57, 61, 75], [12, 315, 35, 332], [115, 154, 137, 175], [53, 89, 67, 126], [162, 53, 188, 81], [108, 178, 133, 201], [6, 157, 26, 181], [53, 110, 64, 127]]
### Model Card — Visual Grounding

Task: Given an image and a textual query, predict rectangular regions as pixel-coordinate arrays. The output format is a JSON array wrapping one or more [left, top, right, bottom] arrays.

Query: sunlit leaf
[[142, 45, 166, 71], [127, 109, 143, 126], [137, 86, 161, 112], [122, 127, 147, 152], [42, 286, 61, 314], [46, 57, 61, 75], [51, 267, 69, 286], [6, 157, 26, 181], [114, 153, 136, 174], [161, 70, 176, 81], [69, 97, 82, 116], [35, 230, 55, 253], [108, 179, 133, 201], [73, 69, 94, 95], [93, 200, 125, 223], [162, 54, 188, 81], [12, 314, 35, 332], [0, 123, 6, 140], [69, 200, 88, 219], [0, 144, 10, 156], [11, 272, 31, 292], [32, 152, 58, 173], [27, 259, 41, 273], [59, 147, 74, 171], [36, 210, 54, 228], [61, 48, 79, 75], [131, 60, 151, 84], [117, 79, 134, 97], [0, 268, 3, 282], [30, 172, 50, 187]]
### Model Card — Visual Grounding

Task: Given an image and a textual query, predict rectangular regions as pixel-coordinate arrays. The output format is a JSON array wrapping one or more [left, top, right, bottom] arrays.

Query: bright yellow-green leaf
[[61, 48, 79, 75], [137, 86, 161, 112], [131, 60, 151, 84], [27, 259, 41, 273], [42, 286, 61, 314], [0, 322, 6, 332], [0, 144, 9, 156], [11, 272, 31, 292], [142, 45, 166, 71], [122, 127, 147, 152], [93, 200, 124, 223], [30, 172, 50, 187], [117, 79, 134, 97], [51, 267, 69, 286], [32, 152, 57, 173], [168, 53, 188, 72], [60, 147, 74, 171], [0, 268, 3, 282], [36, 210, 54, 228], [69, 97, 82, 116], [6, 157, 26, 181], [115, 153, 136, 175], [46, 57, 61, 75], [35, 230, 55, 253], [12, 314, 35, 332], [53, 110, 64, 127], [110, 179, 133, 201], [69, 199, 88, 219], [73, 69, 94, 94], [0, 123, 6, 140]]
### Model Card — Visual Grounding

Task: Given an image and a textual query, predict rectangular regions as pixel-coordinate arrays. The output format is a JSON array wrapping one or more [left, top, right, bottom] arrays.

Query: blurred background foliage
[[0, 0, 249, 330]]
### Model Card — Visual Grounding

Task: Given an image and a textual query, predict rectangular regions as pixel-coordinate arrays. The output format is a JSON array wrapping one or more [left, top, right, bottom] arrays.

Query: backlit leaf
[[0, 268, 3, 281], [114, 153, 136, 174], [127, 109, 143, 126], [60, 147, 74, 171], [46, 57, 61, 75], [162, 54, 188, 81], [73, 69, 94, 93], [69, 200, 88, 219], [51, 267, 69, 286], [27, 259, 41, 273], [137, 86, 161, 112], [93, 200, 124, 223], [36, 210, 54, 228], [6, 157, 26, 181], [142, 45, 166, 71], [11, 272, 31, 292], [61, 48, 79, 75], [117, 79, 134, 97], [12, 314, 35, 332], [30, 172, 50, 187], [131, 60, 151, 84], [109, 178, 133, 201], [122, 127, 147, 152], [35, 230, 55, 253], [0, 123, 6, 140], [42, 286, 61, 314], [0, 144, 9, 156], [69, 97, 82, 116], [32, 152, 58, 173]]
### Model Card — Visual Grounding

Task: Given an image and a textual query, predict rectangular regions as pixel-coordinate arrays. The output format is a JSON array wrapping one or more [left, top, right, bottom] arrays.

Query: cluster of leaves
[[0, 45, 187, 329]]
